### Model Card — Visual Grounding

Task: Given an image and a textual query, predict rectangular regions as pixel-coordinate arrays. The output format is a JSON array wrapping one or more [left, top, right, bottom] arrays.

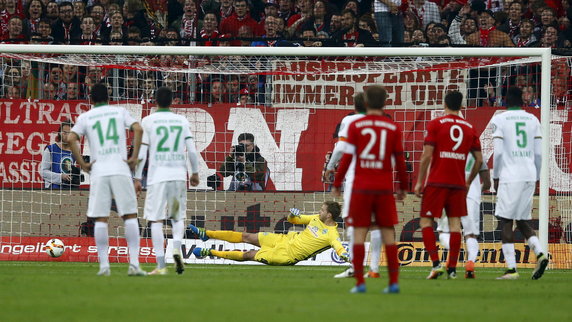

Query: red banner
[[1, 100, 571, 191]]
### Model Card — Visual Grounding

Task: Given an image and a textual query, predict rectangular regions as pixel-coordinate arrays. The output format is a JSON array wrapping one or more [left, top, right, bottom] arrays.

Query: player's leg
[[194, 247, 251, 261], [497, 217, 519, 279], [496, 182, 520, 279], [380, 226, 399, 294], [420, 186, 446, 278], [463, 198, 480, 278], [365, 227, 382, 278], [348, 192, 371, 293], [112, 175, 146, 276], [88, 176, 112, 276], [351, 226, 369, 293], [446, 216, 462, 279], [144, 182, 168, 275], [187, 224, 256, 245], [148, 220, 167, 275], [437, 216, 450, 250], [169, 181, 187, 274]]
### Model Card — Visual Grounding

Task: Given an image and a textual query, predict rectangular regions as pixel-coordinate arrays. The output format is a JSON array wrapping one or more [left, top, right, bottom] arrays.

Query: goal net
[[0, 45, 570, 269]]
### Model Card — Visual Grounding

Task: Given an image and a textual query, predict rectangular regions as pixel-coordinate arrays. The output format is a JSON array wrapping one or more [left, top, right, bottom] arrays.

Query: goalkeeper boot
[[465, 260, 475, 279], [127, 264, 147, 276], [97, 267, 111, 276], [187, 224, 209, 241], [383, 283, 400, 294], [426, 264, 446, 280], [173, 250, 185, 275], [496, 269, 519, 280], [193, 247, 212, 258], [364, 271, 381, 278], [148, 267, 168, 275], [532, 253, 549, 280], [350, 283, 366, 294], [334, 267, 354, 278]]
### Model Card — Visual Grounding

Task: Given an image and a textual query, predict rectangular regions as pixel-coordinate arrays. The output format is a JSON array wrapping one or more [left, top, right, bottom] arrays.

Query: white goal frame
[[0, 45, 552, 253]]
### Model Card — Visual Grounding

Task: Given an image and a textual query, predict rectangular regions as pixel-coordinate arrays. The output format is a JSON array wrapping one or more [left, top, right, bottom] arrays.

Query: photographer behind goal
[[219, 133, 268, 191]]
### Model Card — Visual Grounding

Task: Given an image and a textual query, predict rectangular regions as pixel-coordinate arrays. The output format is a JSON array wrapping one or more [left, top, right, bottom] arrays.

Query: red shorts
[[420, 186, 467, 219], [347, 192, 398, 228]]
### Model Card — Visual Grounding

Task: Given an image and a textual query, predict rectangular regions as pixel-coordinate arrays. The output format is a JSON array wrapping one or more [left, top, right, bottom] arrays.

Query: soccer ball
[[45, 238, 65, 258]]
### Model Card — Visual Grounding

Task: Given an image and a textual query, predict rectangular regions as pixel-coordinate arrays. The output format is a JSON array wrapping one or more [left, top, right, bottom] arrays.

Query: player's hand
[[493, 179, 499, 193], [331, 186, 341, 198], [61, 173, 71, 182], [323, 169, 334, 183], [79, 161, 94, 174], [190, 173, 200, 187], [339, 252, 350, 262], [414, 182, 423, 198], [396, 189, 406, 201], [133, 179, 142, 197], [289, 208, 301, 217], [126, 157, 138, 172]]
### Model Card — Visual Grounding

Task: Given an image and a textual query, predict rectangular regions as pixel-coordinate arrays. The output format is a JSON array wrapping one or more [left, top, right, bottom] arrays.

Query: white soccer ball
[[45, 238, 65, 258]]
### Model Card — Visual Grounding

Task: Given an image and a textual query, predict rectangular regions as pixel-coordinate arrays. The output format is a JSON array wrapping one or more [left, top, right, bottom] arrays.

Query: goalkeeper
[[190, 201, 350, 265]]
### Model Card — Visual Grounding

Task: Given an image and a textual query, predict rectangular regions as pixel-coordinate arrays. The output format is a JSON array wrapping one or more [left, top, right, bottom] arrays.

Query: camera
[[233, 143, 247, 159], [233, 162, 252, 191]]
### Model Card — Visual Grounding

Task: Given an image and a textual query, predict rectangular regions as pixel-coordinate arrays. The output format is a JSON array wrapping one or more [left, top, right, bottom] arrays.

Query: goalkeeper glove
[[340, 252, 350, 262], [289, 208, 301, 217]]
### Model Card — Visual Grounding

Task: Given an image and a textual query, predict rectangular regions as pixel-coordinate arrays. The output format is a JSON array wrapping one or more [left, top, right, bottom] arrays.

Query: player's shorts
[[347, 191, 397, 228], [437, 198, 480, 236], [87, 175, 137, 218], [144, 180, 187, 221], [495, 182, 534, 221], [254, 232, 298, 266], [420, 186, 467, 219]]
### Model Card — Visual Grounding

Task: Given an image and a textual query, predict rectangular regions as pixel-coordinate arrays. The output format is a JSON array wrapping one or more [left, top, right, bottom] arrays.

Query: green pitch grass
[[1, 262, 570, 322]]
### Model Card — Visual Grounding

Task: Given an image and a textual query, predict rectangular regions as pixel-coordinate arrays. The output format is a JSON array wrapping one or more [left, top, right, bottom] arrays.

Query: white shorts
[[144, 181, 187, 221], [495, 181, 534, 221], [437, 198, 480, 236], [341, 180, 353, 219], [88, 175, 138, 218]]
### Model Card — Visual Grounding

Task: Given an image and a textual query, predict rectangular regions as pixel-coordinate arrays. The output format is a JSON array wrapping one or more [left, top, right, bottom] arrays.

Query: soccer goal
[[0, 45, 569, 269]]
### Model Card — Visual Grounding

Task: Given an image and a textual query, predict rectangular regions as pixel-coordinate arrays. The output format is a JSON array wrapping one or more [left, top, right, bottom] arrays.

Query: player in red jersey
[[414, 90, 483, 280], [332, 85, 408, 294]]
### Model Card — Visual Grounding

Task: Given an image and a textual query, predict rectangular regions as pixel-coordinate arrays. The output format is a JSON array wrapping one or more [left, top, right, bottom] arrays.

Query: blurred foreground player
[[332, 85, 408, 294], [135, 87, 200, 275], [415, 90, 482, 280], [190, 202, 350, 265]]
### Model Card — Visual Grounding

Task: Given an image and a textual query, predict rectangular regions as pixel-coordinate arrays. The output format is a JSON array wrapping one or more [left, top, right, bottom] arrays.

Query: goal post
[[0, 44, 567, 268]]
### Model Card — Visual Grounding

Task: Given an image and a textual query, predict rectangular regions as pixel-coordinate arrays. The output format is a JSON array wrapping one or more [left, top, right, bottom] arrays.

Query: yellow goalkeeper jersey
[[286, 214, 346, 262]]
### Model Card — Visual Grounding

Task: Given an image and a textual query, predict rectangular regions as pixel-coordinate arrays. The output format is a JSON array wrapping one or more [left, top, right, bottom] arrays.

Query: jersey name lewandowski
[[425, 115, 481, 189]]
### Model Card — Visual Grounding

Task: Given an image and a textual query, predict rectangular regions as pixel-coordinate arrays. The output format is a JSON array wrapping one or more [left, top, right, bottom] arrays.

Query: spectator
[[252, 16, 288, 46], [406, 0, 440, 28], [74, 15, 97, 44], [226, 74, 240, 103], [522, 85, 540, 108], [343, 0, 360, 16], [6, 85, 20, 99], [52, 1, 81, 44], [238, 88, 251, 105], [498, 1, 523, 39], [172, 0, 200, 45], [126, 25, 142, 45], [207, 78, 226, 104], [300, 27, 320, 46], [403, 10, 420, 33], [102, 11, 126, 43], [108, 30, 125, 45], [263, 2, 279, 20], [301, 0, 331, 36], [278, 0, 296, 22], [24, 0, 45, 35], [287, 0, 314, 38], [373, 0, 403, 46], [332, 9, 376, 46], [359, 14, 379, 41], [45, 1, 59, 24], [219, 0, 236, 21], [122, 0, 151, 39], [513, 19, 538, 47], [47, 65, 66, 100], [219, 133, 268, 191], [448, 5, 477, 45], [36, 18, 53, 43], [411, 28, 427, 46], [41, 119, 80, 189], [88, 4, 105, 37], [3, 16, 27, 43], [3, 66, 22, 94], [329, 13, 343, 34], [237, 24, 254, 46], [64, 82, 80, 100], [220, 0, 263, 46], [428, 23, 447, 45], [43, 81, 57, 100], [540, 25, 568, 48], [72, 0, 86, 20], [466, 9, 514, 46], [424, 21, 437, 44], [62, 64, 78, 83], [120, 71, 141, 100], [164, 27, 181, 46], [199, 12, 220, 46]]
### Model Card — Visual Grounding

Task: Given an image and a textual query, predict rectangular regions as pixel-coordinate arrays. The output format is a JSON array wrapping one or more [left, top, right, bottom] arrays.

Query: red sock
[[385, 244, 399, 285], [352, 244, 365, 286], [448, 232, 462, 269], [422, 227, 440, 263]]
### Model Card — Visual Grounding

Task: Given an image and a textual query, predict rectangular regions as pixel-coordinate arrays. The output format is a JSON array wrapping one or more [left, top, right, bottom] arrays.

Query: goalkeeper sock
[[466, 237, 479, 263], [207, 231, 243, 243], [171, 219, 184, 253], [352, 244, 365, 286], [385, 244, 399, 285], [211, 250, 245, 261], [151, 222, 166, 269], [124, 218, 141, 268], [527, 236, 544, 256], [447, 232, 461, 269], [94, 221, 109, 269], [501, 243, 517, 270], [439, 232, 450, 250], [369, 229, 382, 273], [421, 227, 440, 264]]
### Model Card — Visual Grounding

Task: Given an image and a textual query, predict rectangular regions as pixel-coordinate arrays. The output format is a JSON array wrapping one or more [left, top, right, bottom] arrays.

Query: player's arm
[[467, 150, 483, 189], [414, 144, 433, 197], [127, 122, 143, 172], [68, 131, 91, 173], [331, 153, 352, 197], [393, 126, 408, 200], [479, 162, 491, 192], [185, 135, 200, 186], [287, 209, 315, 225], [330, 236, 350, 262]]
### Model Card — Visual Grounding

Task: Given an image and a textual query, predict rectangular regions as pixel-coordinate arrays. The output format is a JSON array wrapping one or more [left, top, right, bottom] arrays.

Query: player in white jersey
[[134, 87, 200, 275], [491, 86, 549, 280], [437, 153, 490, 278], [68, 83, 146, 276], [325, 92, 383, 279]]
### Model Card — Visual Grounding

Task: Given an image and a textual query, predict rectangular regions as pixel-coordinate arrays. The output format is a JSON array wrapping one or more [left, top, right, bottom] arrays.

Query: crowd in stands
[[0, 0, 570, 105]]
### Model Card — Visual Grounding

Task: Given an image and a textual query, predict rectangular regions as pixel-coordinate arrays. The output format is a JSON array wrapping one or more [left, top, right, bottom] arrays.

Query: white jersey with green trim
[[141, 110, 194, 185], [71, 105, 136, 179], [491, 109, 541, 183]]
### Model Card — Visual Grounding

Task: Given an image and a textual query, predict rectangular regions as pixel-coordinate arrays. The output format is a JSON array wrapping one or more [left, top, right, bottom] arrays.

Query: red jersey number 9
[[450, 125, 464, 151]]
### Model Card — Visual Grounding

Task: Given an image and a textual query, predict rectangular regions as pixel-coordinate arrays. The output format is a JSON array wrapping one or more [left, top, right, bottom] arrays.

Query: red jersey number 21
[[359, 128, 387, 163]]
